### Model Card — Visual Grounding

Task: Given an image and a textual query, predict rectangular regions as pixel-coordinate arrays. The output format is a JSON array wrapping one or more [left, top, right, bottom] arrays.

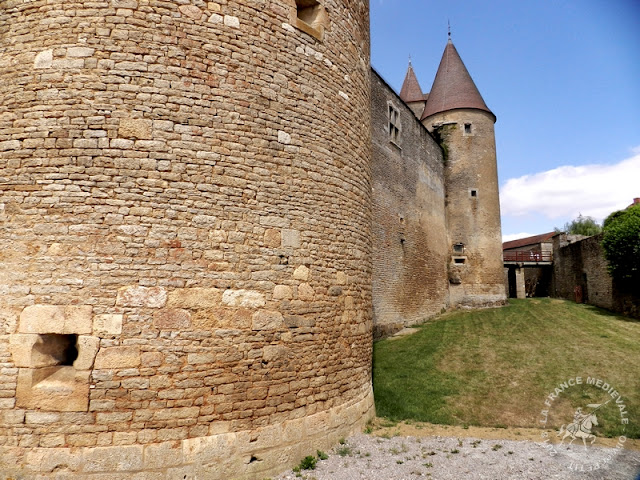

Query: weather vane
[[448, 19, 451, 39]]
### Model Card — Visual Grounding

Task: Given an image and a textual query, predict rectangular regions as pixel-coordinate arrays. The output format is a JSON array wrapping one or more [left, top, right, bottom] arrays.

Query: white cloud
[[502, 232, 537, 242], [500, 149, 640, 222]]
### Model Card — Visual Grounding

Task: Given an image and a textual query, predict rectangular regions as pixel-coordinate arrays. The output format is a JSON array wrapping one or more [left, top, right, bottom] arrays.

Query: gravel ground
[[274, 433, 640, 480]]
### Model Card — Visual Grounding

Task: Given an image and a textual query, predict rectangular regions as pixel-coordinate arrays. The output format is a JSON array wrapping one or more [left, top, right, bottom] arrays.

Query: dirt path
[[369, 418, 640, 451]]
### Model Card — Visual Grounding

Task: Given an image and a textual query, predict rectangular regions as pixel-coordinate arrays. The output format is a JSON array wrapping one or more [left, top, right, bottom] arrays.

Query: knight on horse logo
[[557, 400, 610, 448]]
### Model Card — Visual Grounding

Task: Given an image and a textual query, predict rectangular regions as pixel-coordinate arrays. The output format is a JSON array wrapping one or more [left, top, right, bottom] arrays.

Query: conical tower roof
[[421, 39, 493, 120], [399, 62, 425, 103]]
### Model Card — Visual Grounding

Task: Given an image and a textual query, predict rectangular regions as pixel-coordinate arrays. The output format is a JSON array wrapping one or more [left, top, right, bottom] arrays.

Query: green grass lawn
[[373, 298, 640, 438]]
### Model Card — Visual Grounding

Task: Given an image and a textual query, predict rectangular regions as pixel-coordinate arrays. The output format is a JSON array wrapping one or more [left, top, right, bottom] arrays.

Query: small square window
[[388, 105, 400, 143], [452, 243, 465, 254], [291, 0, 327, 40], [464, 123, 472, 134], [470, 189, 478, 198]]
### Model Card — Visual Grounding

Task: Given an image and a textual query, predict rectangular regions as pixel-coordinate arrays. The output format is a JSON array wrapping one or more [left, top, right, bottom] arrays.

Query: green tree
[[601, 204, 640, 281], [556, 214, 602, 236]]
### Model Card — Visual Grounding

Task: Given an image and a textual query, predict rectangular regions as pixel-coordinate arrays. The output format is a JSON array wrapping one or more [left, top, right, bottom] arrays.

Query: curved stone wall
[[424, 109, 506, 307], [0, 1, 373, 477]]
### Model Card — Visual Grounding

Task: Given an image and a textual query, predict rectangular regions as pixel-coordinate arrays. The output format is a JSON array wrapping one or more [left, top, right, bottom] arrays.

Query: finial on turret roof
[[448, 19, 452, 43], [408, 54, 412, 67]]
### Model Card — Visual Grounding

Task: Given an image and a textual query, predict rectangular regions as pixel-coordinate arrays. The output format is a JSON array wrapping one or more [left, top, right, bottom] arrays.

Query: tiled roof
[[399, 63, 425, 103], [502, 232, 557, 250], [421, 40, 493, 120]]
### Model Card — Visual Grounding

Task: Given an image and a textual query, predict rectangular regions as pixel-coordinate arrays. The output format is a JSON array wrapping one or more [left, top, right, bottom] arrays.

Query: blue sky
[[370, 0, 640, 240]]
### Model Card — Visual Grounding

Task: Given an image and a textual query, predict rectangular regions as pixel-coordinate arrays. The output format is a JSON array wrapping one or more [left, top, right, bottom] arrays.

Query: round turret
[[422, 40, 506, 306], [0, 1, 373, 478]]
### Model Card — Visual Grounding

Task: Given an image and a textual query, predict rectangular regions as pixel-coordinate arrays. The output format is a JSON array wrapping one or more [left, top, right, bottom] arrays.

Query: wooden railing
[[503, 250, 552, 263]]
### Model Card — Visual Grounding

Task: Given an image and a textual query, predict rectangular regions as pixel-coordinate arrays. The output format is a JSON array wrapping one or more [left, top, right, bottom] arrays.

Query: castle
[[0, 1, 503, 478]]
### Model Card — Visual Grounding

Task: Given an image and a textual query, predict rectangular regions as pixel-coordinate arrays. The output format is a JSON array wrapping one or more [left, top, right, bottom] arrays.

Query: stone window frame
[[387, 102, 401, 145], [288, 0, 328, 41], [9, 305, 100, 412]]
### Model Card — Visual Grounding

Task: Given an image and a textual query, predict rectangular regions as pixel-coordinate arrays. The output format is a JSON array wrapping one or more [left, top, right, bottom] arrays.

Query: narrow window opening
[[32, 334, 79, 367], [464, 123, 472, 134], [470, 189, 478, 198], [454, 257, 466, 264], [388, 105, 400, 143]]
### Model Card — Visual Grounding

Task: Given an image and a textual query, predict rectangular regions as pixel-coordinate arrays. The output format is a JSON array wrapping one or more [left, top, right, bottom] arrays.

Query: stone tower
[[421, 38, 506, 306], [0, 1, 373, 478]]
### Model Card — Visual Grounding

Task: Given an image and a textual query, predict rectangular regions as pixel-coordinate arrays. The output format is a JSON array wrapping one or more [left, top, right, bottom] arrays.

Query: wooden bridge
[[503, 250, 553, 265]]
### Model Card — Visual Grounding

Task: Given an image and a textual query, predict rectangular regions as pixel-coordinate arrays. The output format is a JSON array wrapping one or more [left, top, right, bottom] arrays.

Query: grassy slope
[[373, 298, 640, 438]]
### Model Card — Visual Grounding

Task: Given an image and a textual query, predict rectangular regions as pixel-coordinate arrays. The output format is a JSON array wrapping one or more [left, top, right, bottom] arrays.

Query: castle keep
[[0, 1, 503, 478]]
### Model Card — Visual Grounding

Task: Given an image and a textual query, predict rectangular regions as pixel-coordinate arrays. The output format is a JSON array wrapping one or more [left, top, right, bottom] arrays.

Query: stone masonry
[[0, 1, 373, 478]]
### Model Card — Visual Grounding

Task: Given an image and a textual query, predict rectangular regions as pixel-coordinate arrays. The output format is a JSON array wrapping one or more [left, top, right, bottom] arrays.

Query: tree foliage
[[601, 204, 640, 281], [556, 214, 602, 236]]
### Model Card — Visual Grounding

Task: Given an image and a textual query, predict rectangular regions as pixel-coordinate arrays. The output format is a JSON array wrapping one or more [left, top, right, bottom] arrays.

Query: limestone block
[[263, 228, 281, 247], [113, 0, 138, 7], [8, 334, 38, 367], [187, 353, 215, 364], [192, 215, 217, 226], [167, 287, 221, 309], [67, 47, 95, 57], [191, 307, 251, 330], [16, 367, 90, 412], [293, 265, 309, 281], [283, 315, 315, 329], [263, 345, 289, 363], [33, 49, 53, 69], [282, 229, 300, 248], [94, 346, 141, 369], [74, 336, 100, 370], [208, 13, 223, 24], [93, 314, 123, 336], [224, 15, 240, 28], [153, 309, 191, 329], [298, 283, 314, 301], [259, 216, 290, 228], [19, 305, 93, 334], [221, 289, 265, 308], [118, 118, 152, 140], [143, 441, 184, 470], [25, 447, 82, 474], [179, 4, 203, 19], [277, 130, 291, 144], [116, 286, 166, 308], [183, 433, 236, 465], [82, 445, 144, 472], [0, 140, 20, 150], [273, 285, 292, 300], [141, 351, 163, 367], [251, 310, 285, 331], [344, 296, 354, 309], [336, 271, 348, 285]]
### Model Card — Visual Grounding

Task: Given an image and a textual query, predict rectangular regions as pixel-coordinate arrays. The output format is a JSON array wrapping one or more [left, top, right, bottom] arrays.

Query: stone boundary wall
[[552, 234, 639, 318]]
